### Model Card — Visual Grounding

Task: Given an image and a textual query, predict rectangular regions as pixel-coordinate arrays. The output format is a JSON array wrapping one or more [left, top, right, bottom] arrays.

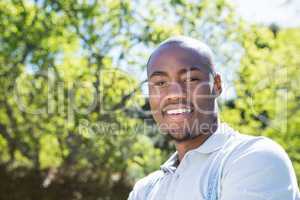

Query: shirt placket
[[168, 156, 189, 200]]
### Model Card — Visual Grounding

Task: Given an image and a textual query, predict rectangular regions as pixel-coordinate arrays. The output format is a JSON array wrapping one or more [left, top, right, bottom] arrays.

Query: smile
[[166, 108, 192, 115]]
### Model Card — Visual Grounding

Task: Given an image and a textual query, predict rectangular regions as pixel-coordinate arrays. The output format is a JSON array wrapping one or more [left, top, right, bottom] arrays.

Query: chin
[[165, 129, 199, 142], [167, 133, 198, 142]]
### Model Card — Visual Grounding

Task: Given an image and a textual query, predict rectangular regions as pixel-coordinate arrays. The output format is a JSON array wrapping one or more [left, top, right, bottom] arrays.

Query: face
[[148, 44, 221, 142]]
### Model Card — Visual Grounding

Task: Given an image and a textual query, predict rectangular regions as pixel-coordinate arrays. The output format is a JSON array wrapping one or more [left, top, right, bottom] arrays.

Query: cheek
[[188, 83, 211, 99], [189, 84, 213, 110], [149, 90, 164, 119], [149, 96, 159, 112]]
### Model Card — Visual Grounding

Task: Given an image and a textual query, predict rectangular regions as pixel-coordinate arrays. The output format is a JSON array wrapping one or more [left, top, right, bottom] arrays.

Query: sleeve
[[127, 184, 138, 200], [127, 178, 149, 200], [127, 170, 162, 200], [220, 137, 300, 200]]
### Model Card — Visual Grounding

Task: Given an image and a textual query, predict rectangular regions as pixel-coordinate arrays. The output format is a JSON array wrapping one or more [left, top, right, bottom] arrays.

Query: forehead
[[147, 43, 212, 77]]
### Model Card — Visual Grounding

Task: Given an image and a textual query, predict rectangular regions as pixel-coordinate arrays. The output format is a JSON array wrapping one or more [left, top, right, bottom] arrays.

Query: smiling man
[[128, 36, 300, 200]]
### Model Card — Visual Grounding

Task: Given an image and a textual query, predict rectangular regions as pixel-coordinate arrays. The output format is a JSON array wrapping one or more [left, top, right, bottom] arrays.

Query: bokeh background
[[0, 0, 299, 199]]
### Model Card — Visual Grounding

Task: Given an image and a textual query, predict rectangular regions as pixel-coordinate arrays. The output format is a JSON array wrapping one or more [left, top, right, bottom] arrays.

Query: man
[[128, 36, 300, 200]]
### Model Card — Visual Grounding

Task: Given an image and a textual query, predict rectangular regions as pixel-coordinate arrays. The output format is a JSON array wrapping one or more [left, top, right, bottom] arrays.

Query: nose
[[166, 82, 186, 101]]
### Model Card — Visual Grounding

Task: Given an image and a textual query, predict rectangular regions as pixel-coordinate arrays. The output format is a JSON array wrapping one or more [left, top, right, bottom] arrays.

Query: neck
[[175, 120, 219, 162]]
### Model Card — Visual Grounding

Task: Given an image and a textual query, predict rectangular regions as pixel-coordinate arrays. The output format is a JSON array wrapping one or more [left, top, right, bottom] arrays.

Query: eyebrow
[[149, 70, 168, 79], [178, 67, 201, 75], [180, 66, 216, 77]]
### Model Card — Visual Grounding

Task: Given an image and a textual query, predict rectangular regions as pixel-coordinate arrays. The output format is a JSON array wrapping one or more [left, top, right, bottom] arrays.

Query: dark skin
[[147, 41, 222, 161]]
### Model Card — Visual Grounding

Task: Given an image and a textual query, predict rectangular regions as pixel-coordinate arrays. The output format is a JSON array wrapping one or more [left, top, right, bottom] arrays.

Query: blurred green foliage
[[0, 0, 299, 199], [221, 26, 300, 181]]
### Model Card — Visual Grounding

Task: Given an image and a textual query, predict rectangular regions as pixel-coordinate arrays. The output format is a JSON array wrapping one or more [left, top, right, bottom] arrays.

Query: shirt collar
[[160, 123, 236, 173], [160, 152, 178, 173], [193, 122, 235, 154]]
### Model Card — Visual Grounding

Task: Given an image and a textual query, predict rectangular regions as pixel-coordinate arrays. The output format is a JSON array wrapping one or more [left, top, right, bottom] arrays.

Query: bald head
[[147, 36, 222, 142], [147, 36, 216, 77]]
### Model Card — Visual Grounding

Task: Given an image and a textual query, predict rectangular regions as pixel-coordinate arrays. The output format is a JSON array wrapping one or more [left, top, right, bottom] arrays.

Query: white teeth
[[166, 108, 191, 115]]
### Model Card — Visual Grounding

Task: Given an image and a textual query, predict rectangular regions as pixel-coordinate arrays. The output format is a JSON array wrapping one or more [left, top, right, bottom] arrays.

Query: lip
[[162, 104, 194, 121], [162, 104, 193, 113], [164, 112, 193, 122]]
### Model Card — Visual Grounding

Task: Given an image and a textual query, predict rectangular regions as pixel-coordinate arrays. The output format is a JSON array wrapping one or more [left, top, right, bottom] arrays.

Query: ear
[[213, 73, 222, 97]]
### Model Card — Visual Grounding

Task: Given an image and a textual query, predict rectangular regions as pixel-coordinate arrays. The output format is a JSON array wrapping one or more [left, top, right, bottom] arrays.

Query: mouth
[[162, 105, 194, 120], [165, 108, 192, 115]]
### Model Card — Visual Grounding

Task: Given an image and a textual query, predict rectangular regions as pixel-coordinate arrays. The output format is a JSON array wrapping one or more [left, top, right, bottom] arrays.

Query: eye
[[184, 77, 201, 83], [190, 77, 200, 82], [154, 80, 167, 87]]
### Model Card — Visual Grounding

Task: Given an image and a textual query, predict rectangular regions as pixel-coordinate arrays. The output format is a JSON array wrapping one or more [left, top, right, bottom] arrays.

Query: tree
[[0, 0, 242, 199], [221, 26, 300, 183]]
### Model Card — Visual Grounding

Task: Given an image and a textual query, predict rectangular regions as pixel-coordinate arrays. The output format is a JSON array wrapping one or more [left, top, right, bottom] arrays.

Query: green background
[[0, 0, 299, 199]]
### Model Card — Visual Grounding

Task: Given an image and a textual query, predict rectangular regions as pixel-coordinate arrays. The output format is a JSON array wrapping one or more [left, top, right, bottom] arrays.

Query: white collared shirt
[[128, 123, 300, 200]]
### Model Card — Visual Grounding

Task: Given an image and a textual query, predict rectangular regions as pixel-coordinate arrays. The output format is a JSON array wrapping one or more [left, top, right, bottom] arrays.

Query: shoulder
[[133, 170, 163, 191], [225, 134, 295, 177], [221, 134, 300, 199], [128, 170, 163, 200], [229, 134, 292, 167]]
